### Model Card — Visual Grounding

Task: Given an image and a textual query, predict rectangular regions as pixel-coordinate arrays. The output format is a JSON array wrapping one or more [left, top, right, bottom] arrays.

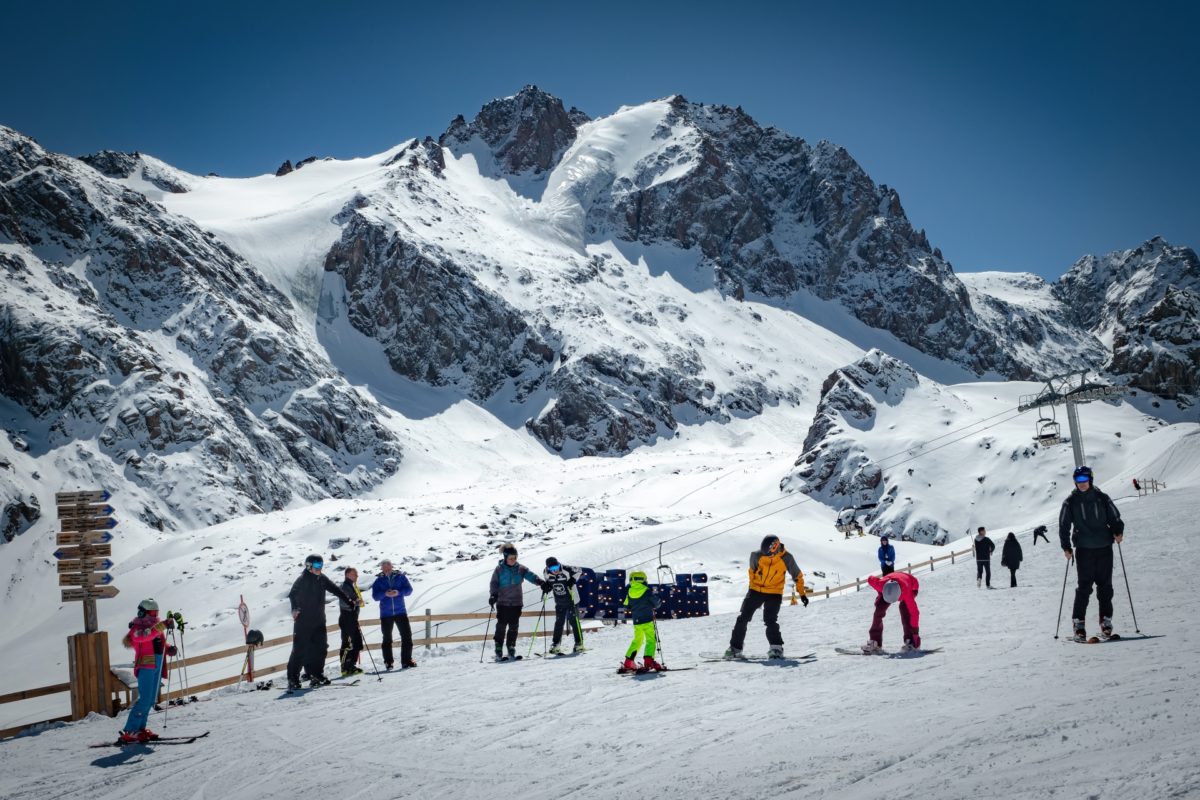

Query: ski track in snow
[[1, 489, 1197, 799]]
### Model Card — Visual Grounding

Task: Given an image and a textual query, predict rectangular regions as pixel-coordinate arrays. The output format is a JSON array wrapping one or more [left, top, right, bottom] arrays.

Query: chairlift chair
[[1033, 406, 1062, 446]]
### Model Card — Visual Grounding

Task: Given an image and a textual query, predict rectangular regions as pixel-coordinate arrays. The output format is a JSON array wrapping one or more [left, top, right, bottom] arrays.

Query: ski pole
[[480, 607, 494, 663], [541, 596, 548, 657], [1054, 555, 1073, 639], [528, 595, 547, 658], [1117, 542, 1140, 634], [357, 622, 382, 681], [653, 619, 666, 667]]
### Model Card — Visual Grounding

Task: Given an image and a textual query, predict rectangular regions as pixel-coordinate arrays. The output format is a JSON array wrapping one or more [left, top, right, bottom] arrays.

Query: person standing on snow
[[488, 543, 545, 661], [878, 535, 896, 576], [1059, 465, 1125, 641], [338, 566, 366, 676], [1000, 533, 1023, 588], [372, 559, 415, 670], [542, 557, 585, 654], [621, 570, 664, 672], [974, 527, 995, 588], [862, 572, 921, 653], [724, 535, 808, 659], [288, 554, 354, 690], [117, 598, 176, 744]]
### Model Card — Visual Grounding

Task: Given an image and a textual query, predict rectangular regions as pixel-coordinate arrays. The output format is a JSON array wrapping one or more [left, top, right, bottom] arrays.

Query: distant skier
[[724, 535, 807, 659], [974, 527, 995, 588], [878, 535, 896, 576], [117, 598, 176, 744], [488, 543, 545, 661], [1059, 465, 1125, 641], [622, 571, 664, 672], [542, 557, 585, 654], [1032, 525, 1050, 545], [338, 566, 366, 676], [1000, 533, 1023, 588], [372, 559, 415, 670], [861, 572, 921, 653], [288, 554, 354, 690]]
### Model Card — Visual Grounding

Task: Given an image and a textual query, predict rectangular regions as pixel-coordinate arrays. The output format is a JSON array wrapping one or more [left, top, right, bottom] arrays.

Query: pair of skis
[[91, 731, 210, 748]]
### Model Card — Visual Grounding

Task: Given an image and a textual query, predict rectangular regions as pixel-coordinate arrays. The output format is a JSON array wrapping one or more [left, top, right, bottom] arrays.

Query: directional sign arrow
[[61, 585, 120, 602], [53, 544, 113, 560], [56, 558, 115, 574], [59, 572, 114, 587], [57, 504, 115, 517], [56, 531, 115, 546], [59, 517, 118, 532], [55, 490, 111, 504]]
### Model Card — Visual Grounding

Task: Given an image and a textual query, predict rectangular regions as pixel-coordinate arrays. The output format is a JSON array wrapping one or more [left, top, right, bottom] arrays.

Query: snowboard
[[699, 651, 816, 662]]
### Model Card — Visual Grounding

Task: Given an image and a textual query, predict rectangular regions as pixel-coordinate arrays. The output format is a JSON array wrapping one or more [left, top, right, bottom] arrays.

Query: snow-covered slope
[[2, 485, 1196, 800]]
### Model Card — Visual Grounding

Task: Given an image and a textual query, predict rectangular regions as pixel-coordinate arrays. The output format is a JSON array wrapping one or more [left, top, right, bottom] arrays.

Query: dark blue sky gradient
[[2, 0, 1196, 279]]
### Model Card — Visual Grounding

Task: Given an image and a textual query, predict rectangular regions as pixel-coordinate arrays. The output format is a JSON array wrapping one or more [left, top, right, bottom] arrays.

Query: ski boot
[[1071, 620, 1087, 643], [642, 656, 665, 672], [308, 674, 331, 688], [1100, 617, 1114, 639], [549, 644, 563, 655], [402, 660, 418, 669], [137, 729, 159, 743], [572, 643, 586, 654], [340, 667, 362, 677], [901, 639, 916, 653], [767, 646, 784, 659], [507, 646, 519, 661], [620, 656, 638, 673], [286, 679, 303, 692], [861, 640, 883, 655], [723, 647, 744, 659], [117, 730, 140, 745]]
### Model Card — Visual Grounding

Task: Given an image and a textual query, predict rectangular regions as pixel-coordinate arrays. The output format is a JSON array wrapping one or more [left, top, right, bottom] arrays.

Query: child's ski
[[90, 731, 209, 748]]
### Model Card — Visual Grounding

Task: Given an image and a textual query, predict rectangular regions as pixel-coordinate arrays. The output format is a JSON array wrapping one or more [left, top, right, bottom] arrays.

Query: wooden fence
[[0, 609, 595, 739]]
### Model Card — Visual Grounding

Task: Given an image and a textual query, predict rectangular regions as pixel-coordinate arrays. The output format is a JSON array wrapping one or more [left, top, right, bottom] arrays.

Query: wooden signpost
[[54, 490, 119, 721]]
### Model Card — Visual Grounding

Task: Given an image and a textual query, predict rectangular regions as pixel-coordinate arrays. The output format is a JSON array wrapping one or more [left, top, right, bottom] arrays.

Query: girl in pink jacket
[[863, 572, 921, 653], [118, 598, 176, 744]]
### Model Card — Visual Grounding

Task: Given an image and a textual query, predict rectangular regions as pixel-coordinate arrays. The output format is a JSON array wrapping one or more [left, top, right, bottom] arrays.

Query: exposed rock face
[[440, 85, 586, 183], [0, 126, 402, 532], [80, 150, 191, 194], [276, 160, 294, 176], [569, 98, 1020, 378], [1055, 238, 1200, 404]]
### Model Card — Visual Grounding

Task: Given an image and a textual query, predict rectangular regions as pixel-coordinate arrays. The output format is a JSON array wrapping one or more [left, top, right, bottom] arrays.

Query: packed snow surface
[[0, 487, 1195, 799]]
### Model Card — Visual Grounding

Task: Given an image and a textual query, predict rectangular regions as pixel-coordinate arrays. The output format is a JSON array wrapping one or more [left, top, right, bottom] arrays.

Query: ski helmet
[[137, 598, 159, 616], [629, 570, 648, 583], [881, 580, 902, 604], [546, 556, 559, 567], [500, 543, 518, 557], [305, 554, 324, 568], [760, 535, 781, 554], [1073, 465, 1094, 483]]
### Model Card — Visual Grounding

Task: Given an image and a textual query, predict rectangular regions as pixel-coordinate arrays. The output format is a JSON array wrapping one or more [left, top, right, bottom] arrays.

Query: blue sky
[[2, 0, 1196, 280]]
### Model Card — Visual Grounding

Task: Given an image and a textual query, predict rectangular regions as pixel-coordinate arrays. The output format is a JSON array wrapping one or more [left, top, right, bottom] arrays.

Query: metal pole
[[358, 622, 382, 681], [479, 608, 494, 663], [1117, 542, 1141, 634], [1054, 555, 1073, 639], [1065, 400, 1086, 467]]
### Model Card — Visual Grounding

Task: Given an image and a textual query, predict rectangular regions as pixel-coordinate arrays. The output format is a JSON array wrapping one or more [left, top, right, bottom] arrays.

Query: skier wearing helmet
[[287, 554, 354, 690], [1059, 465, 1125, 641], [620, 570, 663, 672], [862, 572, 921, 653], [724, 535, 807, 659], [488, 543, 546, 661], [116, 598, 176, 744]]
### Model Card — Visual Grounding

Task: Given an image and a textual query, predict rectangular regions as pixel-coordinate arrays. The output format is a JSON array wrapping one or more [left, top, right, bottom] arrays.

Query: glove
[[540, 580, 551, 592], [166, 645, 178, 656], [800, 594, 809, 607], [163, 616, 176, 630], [488, 595, 497, 608]]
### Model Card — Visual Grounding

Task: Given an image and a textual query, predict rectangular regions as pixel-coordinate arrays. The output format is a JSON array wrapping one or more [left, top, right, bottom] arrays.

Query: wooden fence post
[[929, 557, 934, 572], [425, 609, 432, 650]]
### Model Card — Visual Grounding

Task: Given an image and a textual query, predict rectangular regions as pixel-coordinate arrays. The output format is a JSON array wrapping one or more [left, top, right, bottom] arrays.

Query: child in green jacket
[[621, 571, 664, 672]]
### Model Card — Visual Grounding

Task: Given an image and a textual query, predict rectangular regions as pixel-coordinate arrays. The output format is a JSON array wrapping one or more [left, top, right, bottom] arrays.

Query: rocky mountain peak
[[439, 84, 586, 176]]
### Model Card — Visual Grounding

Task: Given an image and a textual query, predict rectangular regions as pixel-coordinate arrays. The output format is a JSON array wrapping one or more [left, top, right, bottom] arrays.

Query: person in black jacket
[[973, 527, 995, 588], [338, 566, 366, 676], [1059, 465, 1125, 641], [288, 554, 354, 689], [1032, 525, 1050, 545], [1000, 533, 1023, 587], [543, 557, 585, 654]]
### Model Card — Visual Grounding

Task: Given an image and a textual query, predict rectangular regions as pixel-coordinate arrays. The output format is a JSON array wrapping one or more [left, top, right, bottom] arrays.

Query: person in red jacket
[[862, 572, 921, 653], [118, 598, 176, 744]]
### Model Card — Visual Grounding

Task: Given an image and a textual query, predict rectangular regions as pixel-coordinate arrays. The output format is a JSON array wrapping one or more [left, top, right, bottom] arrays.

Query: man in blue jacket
[[878, 535, 896, 575], [372, 560, 415, 670]]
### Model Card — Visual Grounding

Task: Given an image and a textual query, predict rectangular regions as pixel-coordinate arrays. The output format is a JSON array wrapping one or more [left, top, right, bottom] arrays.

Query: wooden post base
[[68, 632, 113, 720]]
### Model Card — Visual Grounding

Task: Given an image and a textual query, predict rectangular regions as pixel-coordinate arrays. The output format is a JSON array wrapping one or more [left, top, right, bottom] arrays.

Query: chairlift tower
[[1018, 370, 1125, 468]]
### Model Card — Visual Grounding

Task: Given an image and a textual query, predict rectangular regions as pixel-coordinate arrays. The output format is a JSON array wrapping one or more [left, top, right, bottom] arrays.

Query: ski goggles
[[548, 564, 561, 572], [310, 561, 324, 570], [1073, 475, 1091, 483]]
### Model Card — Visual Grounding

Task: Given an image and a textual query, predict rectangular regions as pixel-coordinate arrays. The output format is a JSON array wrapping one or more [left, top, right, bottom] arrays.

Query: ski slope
[[1, 486, 1196, 799]]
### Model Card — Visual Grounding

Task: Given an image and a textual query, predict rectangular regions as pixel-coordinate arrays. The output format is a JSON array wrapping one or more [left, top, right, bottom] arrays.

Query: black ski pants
[[1033, 530, 1050, 545], [552, 603, 583, 646], [730, 589, 784, 650], [976, 560, 991, 586], [380, 614, 412, 668], [494, 605, 522, 651], [288, 620, 328, 683], [1008, 567, 1018, 588], [338, 609, 363, 672], [1071, 546, 1115, 622]]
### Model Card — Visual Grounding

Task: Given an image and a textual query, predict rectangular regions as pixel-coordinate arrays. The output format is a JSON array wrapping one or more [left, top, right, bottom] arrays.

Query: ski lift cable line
[[410, 402, 1032, 618]]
